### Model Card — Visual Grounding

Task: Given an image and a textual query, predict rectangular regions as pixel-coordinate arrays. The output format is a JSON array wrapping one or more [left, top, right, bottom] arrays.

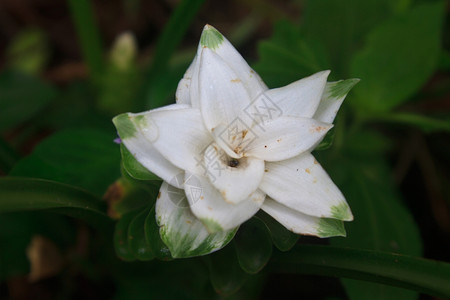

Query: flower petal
[[198, 48, 253, 133], [156, 181, 237, 258], [123, 105, 213, 176], [199, 25, 267, 99], [314, 79, 360, 123], [245, 116, 333, 161], [175, 56, 198, 106], [265, 70, 330, 118], [184, 172, 265, 232], [202, 143, 265, 204], [113, 111, 182, 187], [259, 152, 353, 221], [261, 198, 346, 237]]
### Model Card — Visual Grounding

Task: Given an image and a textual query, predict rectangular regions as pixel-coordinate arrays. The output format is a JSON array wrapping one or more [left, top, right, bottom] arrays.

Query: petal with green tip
[[265, 70, 330, 119], [197, 25, 267, 99], [260, 152, 353, 221], [127, 105, 213, 175], [261, 198, 346, 237], [113, 113, 182, 186], [314, 79, 360, 123], [156, 182, 237, 258]]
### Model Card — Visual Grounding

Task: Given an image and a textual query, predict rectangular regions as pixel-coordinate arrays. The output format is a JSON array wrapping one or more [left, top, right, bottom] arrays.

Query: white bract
[[113, 25, 358, 258]]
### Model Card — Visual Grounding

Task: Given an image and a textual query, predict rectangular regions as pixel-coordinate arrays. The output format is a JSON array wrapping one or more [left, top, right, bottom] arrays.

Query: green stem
[[67, 0, 104, 82], [364, 112, 450, 133], [270, 245, 450, 299], [145, 0, 205, 108]]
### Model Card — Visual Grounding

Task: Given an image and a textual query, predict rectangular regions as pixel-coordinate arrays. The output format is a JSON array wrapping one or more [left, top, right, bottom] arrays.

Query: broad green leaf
[[127, 207, 155, 261], [10, 129, 121, 197], [254, 20, 330, 88], [322, 130, 422, 300], [350, 2, 445, 112], [120, 144, 159, 181], [234, 217, 272, 274], [302, 0, 407, 76], [256, 211, 299, 252], [207, 244, 248, 296], [270, 245, 450, 299], [0, 70, 57, 132]]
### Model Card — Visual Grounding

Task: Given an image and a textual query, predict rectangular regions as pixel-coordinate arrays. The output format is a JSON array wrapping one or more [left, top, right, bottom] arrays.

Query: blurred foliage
[[0, 0, 449, 299]]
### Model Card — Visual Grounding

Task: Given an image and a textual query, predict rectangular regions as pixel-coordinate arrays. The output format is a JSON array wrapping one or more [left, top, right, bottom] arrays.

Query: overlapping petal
[[156, 181, 236, 258], [266, 70, 330, 119], [198, 48, 253, 133], [184, 172, 265, 232], [199, 24, 267, 99], [314, 79, 360, 123], [203, 143, 265, 204], [126, 106, 213, 176], [261, 198, 346, 237], [245, 116, 333, 161], [259, 152, 353, 221], [175, 56, 198, 105]]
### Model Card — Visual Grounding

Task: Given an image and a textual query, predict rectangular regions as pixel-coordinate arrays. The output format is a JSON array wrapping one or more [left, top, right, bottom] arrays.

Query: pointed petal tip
[[112, 113, 138, 140], [317, 218, 347, 238], [200, 25, 224, 50], [331, 201, 353, 221]]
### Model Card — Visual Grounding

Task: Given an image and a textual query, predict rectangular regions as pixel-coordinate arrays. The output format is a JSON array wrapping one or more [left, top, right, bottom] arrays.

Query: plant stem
[[67, 0, 104, 82]]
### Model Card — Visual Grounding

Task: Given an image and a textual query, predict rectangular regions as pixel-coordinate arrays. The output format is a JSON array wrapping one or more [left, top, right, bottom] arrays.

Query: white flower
[[113, 25, 358, 258]]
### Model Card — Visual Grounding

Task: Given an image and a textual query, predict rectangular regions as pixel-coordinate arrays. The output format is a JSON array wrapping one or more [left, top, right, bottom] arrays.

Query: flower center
[[228, 158, 239, 168]]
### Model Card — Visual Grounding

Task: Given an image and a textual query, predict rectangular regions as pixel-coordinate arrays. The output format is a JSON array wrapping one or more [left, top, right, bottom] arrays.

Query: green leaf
[[145, 0, 205, 108], [302, 0, 407, 76], [0, 177, 105, 214], [127, 206, 155, 261], [270, 245, 450, 299], [350, 2, 445, 112], [0, 177, 111, 231], [234, 217, 272, 274], [67, 0, 104, 81], [256, 210, 299, 252], [323, 131, 422, 300], [207, 244, 248, 296], [0, 70, 57, 132], [120, 144, 159, 181], [254, 20, 330, 88], [10, 129, 121, 197]]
